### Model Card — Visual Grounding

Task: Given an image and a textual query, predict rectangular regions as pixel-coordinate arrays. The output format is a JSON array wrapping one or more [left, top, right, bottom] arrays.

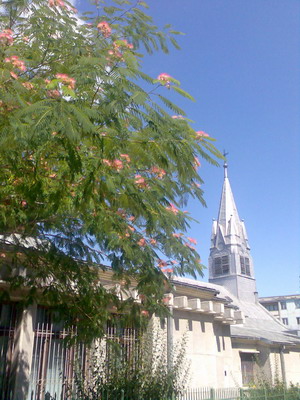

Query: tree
[[0, 0, 222, 342]]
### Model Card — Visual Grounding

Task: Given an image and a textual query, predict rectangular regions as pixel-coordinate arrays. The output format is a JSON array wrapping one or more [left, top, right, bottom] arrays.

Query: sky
[[78, 0, 300, 297]]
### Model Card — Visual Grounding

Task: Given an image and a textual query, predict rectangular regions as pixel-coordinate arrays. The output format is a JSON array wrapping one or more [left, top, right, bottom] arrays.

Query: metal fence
[[27, 307, 86, 400], [69, 387, 300, 400], [179, 387, 240, 400], [178, 387, 300, 400]]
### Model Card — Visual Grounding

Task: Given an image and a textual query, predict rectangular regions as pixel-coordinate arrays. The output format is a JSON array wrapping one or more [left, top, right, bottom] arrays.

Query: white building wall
[[172, 309, 237, 388]]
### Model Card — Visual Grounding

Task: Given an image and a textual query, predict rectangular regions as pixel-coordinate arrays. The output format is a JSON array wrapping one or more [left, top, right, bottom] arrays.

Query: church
[[1, 163, 300, 399], [167, 161, 300, 388]]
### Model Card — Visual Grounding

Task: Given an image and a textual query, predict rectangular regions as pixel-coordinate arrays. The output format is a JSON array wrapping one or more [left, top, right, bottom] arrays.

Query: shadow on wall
[[9, 349, 30, 400]]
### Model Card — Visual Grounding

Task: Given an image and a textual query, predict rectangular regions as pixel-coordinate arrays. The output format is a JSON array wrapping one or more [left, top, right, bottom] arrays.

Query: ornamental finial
[[223, 150, 229, 178]]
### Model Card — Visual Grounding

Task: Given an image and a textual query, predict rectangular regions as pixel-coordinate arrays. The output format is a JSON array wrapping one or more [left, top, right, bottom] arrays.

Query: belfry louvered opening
[[214, 255, 229, 276]]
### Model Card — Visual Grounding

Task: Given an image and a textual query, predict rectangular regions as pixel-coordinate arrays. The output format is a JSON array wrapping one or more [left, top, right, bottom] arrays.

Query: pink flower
[[187, 237, 197, 245], [158, 260, 168, 268], [118, 39, 134, 49], [56, 73, 76, 89], [157, 73, 172, 88], [5, 56, 26, 72], [151, 166, 166, 179], [10, 71, 18, 80], [195, 130, 209, 140], [0, 29, 13, 45], [103, 159, 123, 171], [185, 243, 195, 251], [120, 154, 130, 162], [166, 203, 179, 214], [141, 310, 149, 317], [47, 89, 60, 98], [172, 233, 181, 238], [48, 0, 66, 8], [22, 82, 34, 90], [97, 21, 112, 38], [150, 239, 157, 245], [135, 174, 148, 188], [107, 47, 123, 61], [193, 157, 201, 170], [138, 238, 146, 247], [112, 159, 123, 171], [158, 73, 171, 82]]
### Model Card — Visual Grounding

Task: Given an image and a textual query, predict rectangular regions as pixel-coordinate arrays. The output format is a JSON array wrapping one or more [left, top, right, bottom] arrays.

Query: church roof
[[173, 276, 300, 346]]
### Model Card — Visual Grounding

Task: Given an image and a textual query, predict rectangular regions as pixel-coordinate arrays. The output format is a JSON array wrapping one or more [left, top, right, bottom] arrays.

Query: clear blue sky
[[79, 0, 300, 297]]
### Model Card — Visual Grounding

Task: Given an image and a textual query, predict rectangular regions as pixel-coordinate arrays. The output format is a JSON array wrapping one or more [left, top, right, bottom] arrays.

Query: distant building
[[259, 294, 300, 333]]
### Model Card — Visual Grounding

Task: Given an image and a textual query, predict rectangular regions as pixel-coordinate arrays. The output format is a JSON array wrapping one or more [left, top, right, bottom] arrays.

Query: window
[[240, 256, 250, 276], [295, 300, 300, 309], [245, 258, 250, 275], [28, 307, 86, 400], [106, 319, 140, 374], [296, 317, 300, 325], [27, 308, 140, 400], [240, 257, 245, 275], [282, 318, 288, 325], [265, 303, 278, 312], [240, 353, 255, 386], [280, 302, 287, 310], [214, 256, 229, 276]]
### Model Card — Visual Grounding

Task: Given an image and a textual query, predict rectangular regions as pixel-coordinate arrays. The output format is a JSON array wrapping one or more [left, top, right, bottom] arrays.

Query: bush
[[72, 319, 189, 400]]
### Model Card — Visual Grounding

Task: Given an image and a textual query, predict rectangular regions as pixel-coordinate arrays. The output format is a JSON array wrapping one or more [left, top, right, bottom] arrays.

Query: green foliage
[[0, 0, 222, 342], [243, 382, 300, 400], [73, 320, 189, 400]]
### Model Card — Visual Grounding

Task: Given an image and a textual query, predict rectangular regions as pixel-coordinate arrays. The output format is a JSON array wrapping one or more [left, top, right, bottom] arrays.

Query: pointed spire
[[209, 157, 257, 302], [209, 158, 256, 303], [217, 161, 241, 240]]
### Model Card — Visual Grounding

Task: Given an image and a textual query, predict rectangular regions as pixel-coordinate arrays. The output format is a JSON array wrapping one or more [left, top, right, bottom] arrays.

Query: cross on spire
[[223, 150, 229, 178]]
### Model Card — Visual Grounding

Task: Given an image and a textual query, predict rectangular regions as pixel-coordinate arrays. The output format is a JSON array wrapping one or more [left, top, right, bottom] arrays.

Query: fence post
[[239, 388, 244, 400], [283, 386, 286, 400], [210, 388, 215, 400]]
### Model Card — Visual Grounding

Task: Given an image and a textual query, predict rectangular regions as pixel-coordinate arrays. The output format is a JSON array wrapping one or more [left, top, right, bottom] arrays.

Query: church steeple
[[209, 161, 257, 302]]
